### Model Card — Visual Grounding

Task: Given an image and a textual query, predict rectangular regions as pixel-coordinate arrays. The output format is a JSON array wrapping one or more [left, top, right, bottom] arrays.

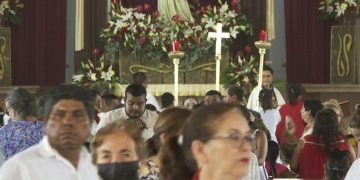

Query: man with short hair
[[204, 90, 222, 105], [132, 72, 161, 111], [0, 84, 99, 180], [223, 85, 244, 105], [224, 85, 263, 124], [97, 83, 157, 139], [247, 65, 285, 110]]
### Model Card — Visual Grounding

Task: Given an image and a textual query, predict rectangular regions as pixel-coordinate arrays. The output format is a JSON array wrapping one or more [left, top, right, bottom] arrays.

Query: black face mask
[[98, 161, 139, 180]]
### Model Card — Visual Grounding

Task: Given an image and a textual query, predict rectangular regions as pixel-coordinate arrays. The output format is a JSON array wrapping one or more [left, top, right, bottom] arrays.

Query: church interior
[[0, 0, 359, 179]]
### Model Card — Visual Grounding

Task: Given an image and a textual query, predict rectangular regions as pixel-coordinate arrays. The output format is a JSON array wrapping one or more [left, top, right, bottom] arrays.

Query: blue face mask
[[98, 161, 139, 180]]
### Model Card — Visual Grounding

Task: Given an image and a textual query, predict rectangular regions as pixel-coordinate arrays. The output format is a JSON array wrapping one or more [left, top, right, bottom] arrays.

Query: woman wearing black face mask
[[92, 120, 147, 180]]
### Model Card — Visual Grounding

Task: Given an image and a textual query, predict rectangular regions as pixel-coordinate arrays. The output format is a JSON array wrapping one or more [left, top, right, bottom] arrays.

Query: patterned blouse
[[140, 159, 160, 180], [0, 120, 45, 160]]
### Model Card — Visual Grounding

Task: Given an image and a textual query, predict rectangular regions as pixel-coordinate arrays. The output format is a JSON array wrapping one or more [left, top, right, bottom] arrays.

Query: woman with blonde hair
[[92, 120, 147, 180]]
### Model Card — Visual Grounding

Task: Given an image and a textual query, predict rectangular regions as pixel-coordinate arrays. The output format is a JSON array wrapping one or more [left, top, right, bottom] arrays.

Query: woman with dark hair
[[265, 141, 293, 178], [141, 107, 192, 179], [324, 149, 351, 180], [300, 99, 324, 139], [276, 84, 305, 145], [0, 88, 44, 160], [290, 109, 353, 178], [256, 88, 281, 143], [160, 103, 253, 180]]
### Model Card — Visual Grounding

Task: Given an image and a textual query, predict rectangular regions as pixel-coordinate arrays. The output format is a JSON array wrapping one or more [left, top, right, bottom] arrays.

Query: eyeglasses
[[207, 132, 255, 148]]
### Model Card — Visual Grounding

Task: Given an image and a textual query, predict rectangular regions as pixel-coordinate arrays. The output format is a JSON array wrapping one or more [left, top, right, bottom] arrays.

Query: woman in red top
[[276, 84, 305, 145], [290, 109, 354, 178]]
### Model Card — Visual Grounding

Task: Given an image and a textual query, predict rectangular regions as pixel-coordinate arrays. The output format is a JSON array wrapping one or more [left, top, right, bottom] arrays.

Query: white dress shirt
[[97, 108, 157, 140], [0, 136, 99, 180], [247, 86, 285, 111]]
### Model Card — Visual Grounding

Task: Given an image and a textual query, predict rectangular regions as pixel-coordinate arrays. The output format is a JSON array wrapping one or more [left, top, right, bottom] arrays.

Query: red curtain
[[284, 0, 332, 83], [11, 0, 66, 85]]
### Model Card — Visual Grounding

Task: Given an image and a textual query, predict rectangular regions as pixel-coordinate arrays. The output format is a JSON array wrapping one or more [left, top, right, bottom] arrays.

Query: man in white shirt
[[97, 83, 157, 139], [247, 65, 285, 110], [0, 84, 99, 180], [132, 72, 161, 111]]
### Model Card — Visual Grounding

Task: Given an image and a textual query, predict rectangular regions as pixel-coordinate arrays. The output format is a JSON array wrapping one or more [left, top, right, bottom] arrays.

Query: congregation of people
[[1, 67, 360, 180]]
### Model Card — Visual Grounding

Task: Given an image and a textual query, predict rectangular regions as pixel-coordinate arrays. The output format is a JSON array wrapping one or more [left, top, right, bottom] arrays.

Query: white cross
[[208, 23, 230, 55], [208, 23, 230, 91]]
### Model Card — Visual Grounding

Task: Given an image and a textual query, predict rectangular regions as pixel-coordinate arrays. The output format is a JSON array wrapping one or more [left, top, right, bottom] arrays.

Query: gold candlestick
[[255, 41, 271, 108], [168, 51, 185, 106]]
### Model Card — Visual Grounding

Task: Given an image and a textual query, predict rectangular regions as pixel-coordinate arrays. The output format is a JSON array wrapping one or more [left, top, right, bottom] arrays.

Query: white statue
[[158, 0, 194, 22]]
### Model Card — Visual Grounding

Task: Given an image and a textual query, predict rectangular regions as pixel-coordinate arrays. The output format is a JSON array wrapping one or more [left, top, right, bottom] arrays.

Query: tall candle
[[260, 30, 267, 41], [172, 40, 180, 52]]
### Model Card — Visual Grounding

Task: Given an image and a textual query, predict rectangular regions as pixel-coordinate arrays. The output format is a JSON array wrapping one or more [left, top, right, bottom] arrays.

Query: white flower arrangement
[[319, 0, 359, 20], [72, 54, 122, 94]]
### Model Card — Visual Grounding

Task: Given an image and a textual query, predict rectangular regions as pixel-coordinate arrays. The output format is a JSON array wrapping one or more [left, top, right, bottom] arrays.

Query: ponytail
[[288, 87, 297, 105], [160, 135, 195, 180], [287, 84, 305, 106]]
